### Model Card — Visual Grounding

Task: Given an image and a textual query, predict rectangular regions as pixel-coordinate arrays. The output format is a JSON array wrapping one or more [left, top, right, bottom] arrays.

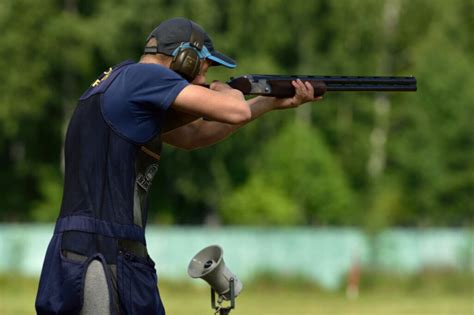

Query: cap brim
[[207, 51, 236, 68]]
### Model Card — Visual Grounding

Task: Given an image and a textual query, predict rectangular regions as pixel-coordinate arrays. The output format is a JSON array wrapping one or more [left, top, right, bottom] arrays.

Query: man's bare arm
[[163, 80, 322, 150], [162, 108, 201, 133], [172, 83, 251, 124], [162, 96, 274, 149]]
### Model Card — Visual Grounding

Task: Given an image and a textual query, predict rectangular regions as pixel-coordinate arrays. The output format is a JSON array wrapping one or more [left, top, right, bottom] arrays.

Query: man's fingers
[[210, 80, 232, 91], [292, 80, 305, 96], [305, 81, 314, 98], [290, 80, 323, 105]]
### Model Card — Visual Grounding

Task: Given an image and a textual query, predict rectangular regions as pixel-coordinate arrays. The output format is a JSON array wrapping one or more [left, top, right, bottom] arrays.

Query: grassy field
[[1, 274, 472, 315]]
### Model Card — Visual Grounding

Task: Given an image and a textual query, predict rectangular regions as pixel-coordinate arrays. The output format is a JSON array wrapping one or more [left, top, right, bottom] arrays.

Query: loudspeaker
[[188, 245, 243, 299]]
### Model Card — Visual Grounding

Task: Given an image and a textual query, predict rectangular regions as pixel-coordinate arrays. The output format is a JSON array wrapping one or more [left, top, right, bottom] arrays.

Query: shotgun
[[227, 74, 417, 98]]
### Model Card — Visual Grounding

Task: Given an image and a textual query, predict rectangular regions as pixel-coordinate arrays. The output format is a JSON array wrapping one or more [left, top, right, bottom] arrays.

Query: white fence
[[0, 224, 472, 289]]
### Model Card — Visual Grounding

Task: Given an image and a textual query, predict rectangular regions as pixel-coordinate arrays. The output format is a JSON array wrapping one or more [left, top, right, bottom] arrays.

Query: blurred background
[[0, 0, 472, 314]]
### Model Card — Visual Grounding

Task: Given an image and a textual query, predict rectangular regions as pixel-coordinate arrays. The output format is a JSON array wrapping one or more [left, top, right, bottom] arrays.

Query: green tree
[[0, 0, 471, 227], [220, 121, 354, 225]]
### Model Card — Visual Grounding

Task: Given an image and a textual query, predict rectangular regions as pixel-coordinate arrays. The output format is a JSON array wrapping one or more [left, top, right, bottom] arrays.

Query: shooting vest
[[35, 61, 166, 315]]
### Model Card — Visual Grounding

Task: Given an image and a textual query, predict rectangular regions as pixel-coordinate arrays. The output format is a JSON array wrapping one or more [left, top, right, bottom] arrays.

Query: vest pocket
[[60, 257, 88, 313], [117, 251, 165, 315], [36, 234, 88, 314]]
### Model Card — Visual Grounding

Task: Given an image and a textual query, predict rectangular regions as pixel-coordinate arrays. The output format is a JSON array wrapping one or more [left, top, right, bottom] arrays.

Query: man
[[35, 17, 321, 315]]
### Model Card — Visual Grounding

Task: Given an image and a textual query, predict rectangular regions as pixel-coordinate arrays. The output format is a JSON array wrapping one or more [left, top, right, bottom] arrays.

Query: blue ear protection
[[169, 27, 207, 81]]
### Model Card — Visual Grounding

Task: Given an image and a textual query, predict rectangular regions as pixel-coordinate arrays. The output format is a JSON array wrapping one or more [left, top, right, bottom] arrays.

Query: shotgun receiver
[[227, 74, 417, 98]]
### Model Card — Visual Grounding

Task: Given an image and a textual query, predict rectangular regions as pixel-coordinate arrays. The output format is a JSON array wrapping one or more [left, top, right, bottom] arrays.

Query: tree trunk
[[367, 0, 401, 181], [60, 0, 78, 174]]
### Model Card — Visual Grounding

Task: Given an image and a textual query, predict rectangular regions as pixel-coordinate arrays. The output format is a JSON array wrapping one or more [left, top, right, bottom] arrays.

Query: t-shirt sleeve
[[125, 63, 188, 111]]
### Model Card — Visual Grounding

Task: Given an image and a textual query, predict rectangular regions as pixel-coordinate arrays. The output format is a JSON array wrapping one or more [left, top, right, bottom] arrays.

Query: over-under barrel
[[228, 74, 417, 98]]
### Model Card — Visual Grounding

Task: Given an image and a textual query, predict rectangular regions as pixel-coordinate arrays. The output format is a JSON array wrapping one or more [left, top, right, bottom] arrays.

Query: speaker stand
[[211, 278, 235, 315]]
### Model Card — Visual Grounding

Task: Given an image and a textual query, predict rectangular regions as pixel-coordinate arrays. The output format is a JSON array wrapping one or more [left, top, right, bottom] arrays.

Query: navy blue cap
[[147, 17, 236, 68]]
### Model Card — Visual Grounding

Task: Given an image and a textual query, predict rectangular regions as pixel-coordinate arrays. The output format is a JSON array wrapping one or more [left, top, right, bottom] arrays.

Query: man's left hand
[[272, 79, 323, 109]]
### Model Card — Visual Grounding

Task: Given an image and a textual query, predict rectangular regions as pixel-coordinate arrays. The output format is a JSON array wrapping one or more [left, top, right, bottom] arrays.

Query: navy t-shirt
[[102, 62, 188, 144]]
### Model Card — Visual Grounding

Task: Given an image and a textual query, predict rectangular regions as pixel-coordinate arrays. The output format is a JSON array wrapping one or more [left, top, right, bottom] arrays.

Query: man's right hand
[[209, 81, 246, 101]]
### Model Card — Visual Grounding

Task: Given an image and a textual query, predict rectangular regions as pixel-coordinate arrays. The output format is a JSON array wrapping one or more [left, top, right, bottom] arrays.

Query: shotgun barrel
[[227, 74, 417, 98]]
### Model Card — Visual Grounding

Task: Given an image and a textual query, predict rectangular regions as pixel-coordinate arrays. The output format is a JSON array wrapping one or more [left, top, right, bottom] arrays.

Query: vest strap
[[55, 215, 146, 245]]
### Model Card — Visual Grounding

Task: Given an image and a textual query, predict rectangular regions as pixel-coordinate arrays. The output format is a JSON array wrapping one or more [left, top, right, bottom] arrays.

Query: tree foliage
[[0, 0, 472, 227]]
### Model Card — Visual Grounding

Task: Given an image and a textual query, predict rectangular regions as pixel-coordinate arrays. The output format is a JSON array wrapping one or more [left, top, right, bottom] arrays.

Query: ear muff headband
[[171, 43, 211, 59], [170, 25, 205, 81]]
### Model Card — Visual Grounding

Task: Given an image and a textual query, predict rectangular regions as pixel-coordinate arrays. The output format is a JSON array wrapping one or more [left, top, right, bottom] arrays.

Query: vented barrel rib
[[228, 74, 417, 98]]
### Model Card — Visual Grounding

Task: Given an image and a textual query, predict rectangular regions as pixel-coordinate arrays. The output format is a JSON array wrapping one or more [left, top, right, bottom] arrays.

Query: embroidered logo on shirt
[[91, 68, 113, 87]]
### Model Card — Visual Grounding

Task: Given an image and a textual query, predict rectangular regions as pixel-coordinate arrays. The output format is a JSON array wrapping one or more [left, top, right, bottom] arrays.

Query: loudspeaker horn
[[188, 245, 243, 299]]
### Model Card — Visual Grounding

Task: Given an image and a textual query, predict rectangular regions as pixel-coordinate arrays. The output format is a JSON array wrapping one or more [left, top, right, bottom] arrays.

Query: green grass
[[1, 274, 473, 315]]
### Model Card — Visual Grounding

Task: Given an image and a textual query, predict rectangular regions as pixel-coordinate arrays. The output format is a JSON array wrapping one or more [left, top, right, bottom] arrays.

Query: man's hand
[[209, 81, 246, 101], [272, 79, 323, 109]]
